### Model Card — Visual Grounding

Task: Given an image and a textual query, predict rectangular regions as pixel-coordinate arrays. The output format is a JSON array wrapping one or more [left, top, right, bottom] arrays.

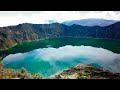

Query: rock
[[50, 64, 120, 79]]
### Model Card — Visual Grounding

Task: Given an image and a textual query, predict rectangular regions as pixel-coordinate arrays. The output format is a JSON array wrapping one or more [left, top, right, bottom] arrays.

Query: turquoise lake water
[[2, 38, 120, 77]]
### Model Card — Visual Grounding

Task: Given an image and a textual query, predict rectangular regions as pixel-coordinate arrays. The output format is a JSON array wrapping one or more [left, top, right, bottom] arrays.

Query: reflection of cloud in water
[[2, 45, 120, 73], [46, 45, 52, 48]]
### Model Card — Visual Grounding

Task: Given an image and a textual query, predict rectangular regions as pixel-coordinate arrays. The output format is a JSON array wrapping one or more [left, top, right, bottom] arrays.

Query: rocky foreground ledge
[[0, 62, 120, 79], [49, 64, 120, 79]]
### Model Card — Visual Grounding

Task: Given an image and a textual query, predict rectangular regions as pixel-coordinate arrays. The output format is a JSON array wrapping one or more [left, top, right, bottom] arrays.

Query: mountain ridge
[[62, 18, 119, 27], [0, 22, 120, 51]]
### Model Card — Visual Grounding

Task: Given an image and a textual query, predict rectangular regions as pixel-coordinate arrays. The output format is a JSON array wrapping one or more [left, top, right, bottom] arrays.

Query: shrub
[[34, 73, 42, 79], [0, 62, 3, 68], [20, 67, 27, 74]]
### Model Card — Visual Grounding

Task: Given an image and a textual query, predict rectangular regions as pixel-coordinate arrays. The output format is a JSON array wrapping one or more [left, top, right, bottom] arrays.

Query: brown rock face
[[1, 22, 120, 50], [50, 64, 120, 79]]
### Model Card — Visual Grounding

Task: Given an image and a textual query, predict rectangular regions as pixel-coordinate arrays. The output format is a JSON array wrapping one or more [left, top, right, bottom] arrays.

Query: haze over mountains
[[0, 18, 120, 50], [62, 18, 119, 27]]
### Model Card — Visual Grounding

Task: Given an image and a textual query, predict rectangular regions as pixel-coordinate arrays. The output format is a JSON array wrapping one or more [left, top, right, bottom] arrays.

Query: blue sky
[[0, 11, 120, 27]]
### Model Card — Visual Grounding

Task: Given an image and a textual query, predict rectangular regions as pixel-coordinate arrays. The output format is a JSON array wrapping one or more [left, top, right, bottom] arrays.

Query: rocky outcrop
[[0, 62, 42, 79], [50, 64, 120, 79]]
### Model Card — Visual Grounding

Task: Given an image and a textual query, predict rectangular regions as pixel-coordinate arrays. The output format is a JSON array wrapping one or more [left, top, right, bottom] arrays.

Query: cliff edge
[[50, 64, 120, 79]]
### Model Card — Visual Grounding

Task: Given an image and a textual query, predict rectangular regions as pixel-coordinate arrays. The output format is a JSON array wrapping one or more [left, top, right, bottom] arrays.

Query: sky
[[0, 11, 120, 27]]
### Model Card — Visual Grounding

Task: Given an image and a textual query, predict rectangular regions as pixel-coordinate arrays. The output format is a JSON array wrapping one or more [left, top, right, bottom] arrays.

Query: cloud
[[0, 11, 120, 27], [2, 45, 120, 73]]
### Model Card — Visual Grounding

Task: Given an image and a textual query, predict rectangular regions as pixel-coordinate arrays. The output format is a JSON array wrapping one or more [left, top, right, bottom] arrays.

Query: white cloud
[[0, 11, 120, 27]]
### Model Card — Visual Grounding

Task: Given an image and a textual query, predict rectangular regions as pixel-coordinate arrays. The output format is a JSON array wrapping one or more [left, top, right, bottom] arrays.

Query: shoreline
[[0, 37, 120, 61], [1, 36, 120, 51]]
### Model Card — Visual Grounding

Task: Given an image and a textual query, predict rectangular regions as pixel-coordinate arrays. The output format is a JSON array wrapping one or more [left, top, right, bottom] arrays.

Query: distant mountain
[[0, 22, 120, 51], [62, 18, 119, 27], [47, 20, 57, 24]]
